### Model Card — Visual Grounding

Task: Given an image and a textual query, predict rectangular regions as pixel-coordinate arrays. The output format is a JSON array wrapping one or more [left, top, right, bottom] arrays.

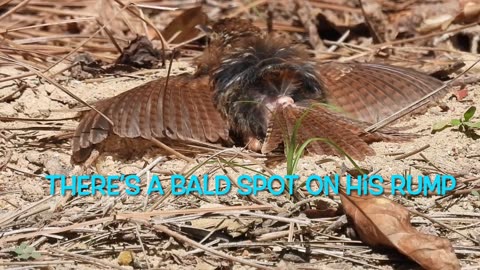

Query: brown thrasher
[[71, 18, 446, 163]]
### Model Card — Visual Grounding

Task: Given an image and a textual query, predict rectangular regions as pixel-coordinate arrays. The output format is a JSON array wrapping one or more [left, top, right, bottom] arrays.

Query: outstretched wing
[[262, 102, 413, 160], [317, 62, 446, 123], [72, 74, 230, 162]]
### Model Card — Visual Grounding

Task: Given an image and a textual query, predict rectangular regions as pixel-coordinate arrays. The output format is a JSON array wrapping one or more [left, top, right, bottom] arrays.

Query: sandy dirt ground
[[0, 60, 479, 269]]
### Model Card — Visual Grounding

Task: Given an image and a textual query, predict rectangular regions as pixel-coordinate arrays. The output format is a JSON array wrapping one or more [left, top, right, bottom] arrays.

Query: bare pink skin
[[277, 96, 295, 106], [265, 96, 294, 111], [245, 95, 294, 152], [245, 137, 263, 152]]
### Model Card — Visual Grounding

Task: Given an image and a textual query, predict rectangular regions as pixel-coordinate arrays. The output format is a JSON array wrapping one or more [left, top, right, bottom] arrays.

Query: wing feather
[[72, 74, 230, 162], [317, 62, 446, 123]]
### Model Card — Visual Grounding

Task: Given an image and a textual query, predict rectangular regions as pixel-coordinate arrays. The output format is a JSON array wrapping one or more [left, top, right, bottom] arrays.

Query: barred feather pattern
[[71, 74, 230, 162], [72, 18, 450, 163], [317, 62, 446, 123], [261, 103, 414, 160]]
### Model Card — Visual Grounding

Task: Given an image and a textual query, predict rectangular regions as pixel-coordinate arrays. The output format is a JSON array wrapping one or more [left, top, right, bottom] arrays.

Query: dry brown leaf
[[161, 6, 208, 44], [304, 199, 342, 218], [115, 36, 161, 68], [339, 192, 460, 270]]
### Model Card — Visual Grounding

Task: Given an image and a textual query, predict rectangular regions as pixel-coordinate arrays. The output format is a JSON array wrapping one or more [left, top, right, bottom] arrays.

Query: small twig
[[0, 0, 30, 22], [136, 220, 274, 270], [374, 20, 480, 48], [0, 54, 114, 126], [150, 137, 194, 163], [326, 30, 350, 53], [408, 209, 480, 245], [393, 144, 430, 160], [51, 249, 126, 270], [135, 225, 151, 270], [357, 0, 382, 44], [96, 18, 123, 54], [114, 0, 168, 66]]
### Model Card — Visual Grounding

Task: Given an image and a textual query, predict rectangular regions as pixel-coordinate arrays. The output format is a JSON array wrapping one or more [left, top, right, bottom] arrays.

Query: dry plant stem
[[308, 1, 361, 13], [18, 204, 50, 220], [310, 248, 383, 270], [449, 188, 480, 196], [393, 144, 430, 160], [92, 156, 166, 213], [419, 153, 447, 175], [0, 82, 27, 102], [42, 2, 132, 74], [408, 209, 480, 245], [147, 187, 172, 211], [0, 195, 54, 227], [327, 30, 350, 53], [4, 17, 95, 33], [113, 0, 168, 64], [0, 55, 113, 126], [135, 219, 274, 270], [245, 212, 310, 225], [0, 0, 30, 22], [134, 225, 152, 270], [0, 261, 76, 267], [186, 239, 222, 255], [357, 0, 382, 43], [0, 115, 78, 122], [217, 159, 267, 206], [235, 150, 275, 176], [288, 222, 294, 242], [0, 0, 15, 8], [375, 20, 480, 48], [50, 249, 126, 270], [96, 19, 123, 54], [150, 138, 194, 163], [0, 205, 272, 244], [295, 0, 324, 50], [227, 0, 268, 18], [136, 5, 149, 37], [134, 4, 177, 11]]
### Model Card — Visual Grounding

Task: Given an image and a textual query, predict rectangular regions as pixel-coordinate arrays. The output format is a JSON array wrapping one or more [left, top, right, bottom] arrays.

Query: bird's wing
[[261, 102, 413, 160], [72, 74, 230, 162], [317, 62, 447, 123]]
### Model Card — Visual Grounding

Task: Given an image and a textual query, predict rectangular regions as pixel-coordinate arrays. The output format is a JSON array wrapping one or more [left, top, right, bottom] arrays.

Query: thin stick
[[393, 144, 430, 160], [136, 220, 274, 270], [374, 20, 480, 48], [0, 0, 30, 22], [327, 30, 350, 53], [114, 0, 168, 66], [0, 54, 114, 126], [408, 209, 480, 245], [51, 249, 126, 270]]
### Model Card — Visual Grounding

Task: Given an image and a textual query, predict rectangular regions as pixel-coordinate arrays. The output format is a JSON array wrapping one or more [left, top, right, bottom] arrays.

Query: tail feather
[[262, 103, 414, 160]]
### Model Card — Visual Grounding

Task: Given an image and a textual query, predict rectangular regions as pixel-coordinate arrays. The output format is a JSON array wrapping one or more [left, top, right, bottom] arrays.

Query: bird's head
[[210, 35, 324, 142]]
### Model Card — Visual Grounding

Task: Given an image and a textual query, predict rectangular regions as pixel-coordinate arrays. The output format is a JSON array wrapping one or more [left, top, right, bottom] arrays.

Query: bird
[[71, 18, 448, 164]]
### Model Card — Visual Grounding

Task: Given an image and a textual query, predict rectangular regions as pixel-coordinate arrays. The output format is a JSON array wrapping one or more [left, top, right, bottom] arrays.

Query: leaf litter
[[0, 1, 479, 269]]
